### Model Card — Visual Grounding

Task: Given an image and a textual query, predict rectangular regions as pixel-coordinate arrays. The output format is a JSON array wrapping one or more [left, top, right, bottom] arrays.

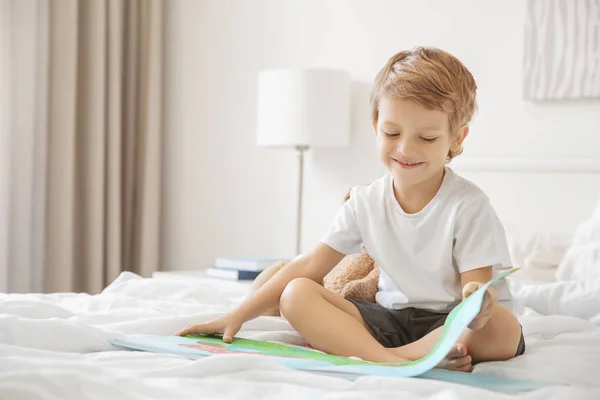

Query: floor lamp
[[256, 68, 351, 256]]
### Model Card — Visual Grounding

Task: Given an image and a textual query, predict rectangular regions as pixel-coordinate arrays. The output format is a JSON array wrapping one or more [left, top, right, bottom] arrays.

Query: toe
[[446, 355, 471, 368], [447, 343, 467, 358], [436, 344, 472, 371], [453, 355, 472, 368], [447, 356, 472, 372], [455, 363, 473, 373]]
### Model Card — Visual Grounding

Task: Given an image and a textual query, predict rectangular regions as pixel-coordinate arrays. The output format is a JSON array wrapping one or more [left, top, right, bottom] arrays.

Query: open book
[[110, 268, 553, 392]]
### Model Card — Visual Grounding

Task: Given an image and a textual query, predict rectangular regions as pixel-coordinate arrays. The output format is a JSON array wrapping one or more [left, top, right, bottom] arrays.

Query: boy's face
[[374, 97, 467, 187]]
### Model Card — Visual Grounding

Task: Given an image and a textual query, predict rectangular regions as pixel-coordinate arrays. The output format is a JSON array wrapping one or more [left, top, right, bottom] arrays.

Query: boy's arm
[[460, 266, 491, 286], [233, 243, 345, 322], [460, 266, 496, 299], [177, 243, 345, 341]]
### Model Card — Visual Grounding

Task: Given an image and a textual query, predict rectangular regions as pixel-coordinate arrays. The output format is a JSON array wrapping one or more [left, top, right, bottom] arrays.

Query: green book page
[[186, 335, 386, 366], [110, 268, 558, 390], [186, 268, 519, 372], [110, 268, 520, 378]]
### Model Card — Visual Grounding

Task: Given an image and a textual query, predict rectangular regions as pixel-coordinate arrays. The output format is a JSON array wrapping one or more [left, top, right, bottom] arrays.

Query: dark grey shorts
[[349, 299, 526, 357]]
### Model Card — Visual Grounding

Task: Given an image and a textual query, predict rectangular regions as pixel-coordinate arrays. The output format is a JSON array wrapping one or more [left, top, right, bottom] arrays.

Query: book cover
[[214, 257, 289, 271], [110, 268, 553, 392], [205, 267, 262, 280]]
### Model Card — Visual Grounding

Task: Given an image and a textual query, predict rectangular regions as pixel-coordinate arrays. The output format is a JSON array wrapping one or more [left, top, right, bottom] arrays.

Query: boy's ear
[[451, 125, 469, 152]]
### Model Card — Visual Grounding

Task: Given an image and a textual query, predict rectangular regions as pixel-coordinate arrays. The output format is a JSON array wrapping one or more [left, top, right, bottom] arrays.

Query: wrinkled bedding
[[1, 270, 600, 399]]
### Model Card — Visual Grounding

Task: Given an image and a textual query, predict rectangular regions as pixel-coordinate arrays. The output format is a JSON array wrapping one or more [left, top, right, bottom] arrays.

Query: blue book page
[[111, 268, 515, 372], [109, 268, 556, 391]]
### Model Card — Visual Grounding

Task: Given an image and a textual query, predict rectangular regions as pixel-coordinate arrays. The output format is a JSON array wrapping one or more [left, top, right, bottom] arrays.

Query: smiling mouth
[[392, 159, 425, 168]]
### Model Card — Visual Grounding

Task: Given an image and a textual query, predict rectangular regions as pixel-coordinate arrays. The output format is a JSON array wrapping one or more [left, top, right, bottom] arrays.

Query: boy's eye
[[421, 137, 438, 143]]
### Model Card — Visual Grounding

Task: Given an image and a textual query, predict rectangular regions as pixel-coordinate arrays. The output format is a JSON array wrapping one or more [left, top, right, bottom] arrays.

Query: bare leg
[[391, 301, 522, 366], [280, 277, 401, 362], [250, 262, 287, 316], [279, 277, 471, 370]]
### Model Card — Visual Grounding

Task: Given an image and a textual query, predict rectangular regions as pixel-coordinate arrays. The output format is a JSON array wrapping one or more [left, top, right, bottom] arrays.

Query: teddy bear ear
[[343, 191, 351, 203]]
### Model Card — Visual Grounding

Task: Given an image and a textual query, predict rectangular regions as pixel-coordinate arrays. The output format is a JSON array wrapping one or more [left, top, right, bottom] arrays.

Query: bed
[[2, 158, 600, 399]]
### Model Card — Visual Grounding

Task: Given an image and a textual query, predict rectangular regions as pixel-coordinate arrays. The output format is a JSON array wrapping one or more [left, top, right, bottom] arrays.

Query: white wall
[[0, 0, 10, 290], [0, 0, 47, 292], [162, 0, 600, 271]]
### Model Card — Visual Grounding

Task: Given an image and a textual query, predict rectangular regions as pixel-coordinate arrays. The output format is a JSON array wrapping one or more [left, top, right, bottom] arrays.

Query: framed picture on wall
[[523, 0, 600, 100]]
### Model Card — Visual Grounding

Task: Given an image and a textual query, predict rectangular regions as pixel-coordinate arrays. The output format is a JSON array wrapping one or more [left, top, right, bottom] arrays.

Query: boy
[[178, 47, 525, 371]]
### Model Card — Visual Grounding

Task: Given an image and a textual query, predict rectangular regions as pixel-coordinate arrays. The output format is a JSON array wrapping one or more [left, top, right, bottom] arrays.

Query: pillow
[[594, 194, 600, 220], [504, 224, 571, 272], [555, 196, 600, 281]]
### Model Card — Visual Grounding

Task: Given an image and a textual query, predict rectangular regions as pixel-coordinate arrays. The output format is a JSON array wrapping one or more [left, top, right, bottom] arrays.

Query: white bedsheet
[[1, 272, 600, 400]]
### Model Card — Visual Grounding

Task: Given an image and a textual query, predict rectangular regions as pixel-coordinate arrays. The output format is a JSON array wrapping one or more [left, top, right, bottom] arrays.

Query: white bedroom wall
[[162, 0, 600, 271]]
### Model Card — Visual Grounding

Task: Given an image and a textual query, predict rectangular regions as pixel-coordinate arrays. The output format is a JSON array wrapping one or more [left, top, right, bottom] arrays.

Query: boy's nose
[[396, 140, 417, 156]]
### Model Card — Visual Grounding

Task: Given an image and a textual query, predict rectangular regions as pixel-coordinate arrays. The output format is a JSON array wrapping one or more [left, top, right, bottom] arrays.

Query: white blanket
[[1, 272, 600, 400]]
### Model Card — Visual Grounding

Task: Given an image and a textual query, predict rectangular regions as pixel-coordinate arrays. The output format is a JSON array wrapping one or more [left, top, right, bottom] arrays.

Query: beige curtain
[[45, 0, 164, 294]]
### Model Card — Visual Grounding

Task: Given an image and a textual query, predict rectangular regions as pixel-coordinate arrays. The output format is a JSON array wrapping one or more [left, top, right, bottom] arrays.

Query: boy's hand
[[462, 282, 495, 331], [176, 312, 244, 343]]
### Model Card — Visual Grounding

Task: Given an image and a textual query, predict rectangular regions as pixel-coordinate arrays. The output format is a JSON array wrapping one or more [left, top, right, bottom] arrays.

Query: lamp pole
[[295, 145, 309, 256]]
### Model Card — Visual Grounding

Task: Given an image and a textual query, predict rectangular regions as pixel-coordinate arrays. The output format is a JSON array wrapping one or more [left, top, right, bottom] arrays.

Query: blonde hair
[[370, 47, 478, 160]]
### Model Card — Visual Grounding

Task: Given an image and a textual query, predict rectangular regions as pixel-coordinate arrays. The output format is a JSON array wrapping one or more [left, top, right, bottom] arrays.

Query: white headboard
[[451, 158, 600, 236]]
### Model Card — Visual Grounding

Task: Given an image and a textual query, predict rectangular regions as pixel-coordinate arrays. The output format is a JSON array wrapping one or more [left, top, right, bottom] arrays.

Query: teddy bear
[[249, 248, 380, 317]]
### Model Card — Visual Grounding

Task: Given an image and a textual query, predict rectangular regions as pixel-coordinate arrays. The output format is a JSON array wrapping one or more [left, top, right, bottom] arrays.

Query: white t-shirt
[[321, 167, 513, 312]]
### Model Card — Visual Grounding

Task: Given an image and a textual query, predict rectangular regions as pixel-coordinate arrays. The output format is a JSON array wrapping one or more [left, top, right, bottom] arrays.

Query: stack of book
[[205, 257, 288, 281]]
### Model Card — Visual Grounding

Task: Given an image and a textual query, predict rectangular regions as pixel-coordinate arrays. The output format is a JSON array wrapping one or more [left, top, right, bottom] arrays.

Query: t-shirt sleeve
[[320, 187, 363, 255], [453, 197, 513, 273]]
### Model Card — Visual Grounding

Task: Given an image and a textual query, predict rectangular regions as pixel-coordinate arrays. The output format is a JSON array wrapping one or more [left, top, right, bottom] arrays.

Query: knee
[[279, 277, 318, 317], [250, 262, 286, 296], [468, 304, 523, 363], [493, 305, 522, 354]]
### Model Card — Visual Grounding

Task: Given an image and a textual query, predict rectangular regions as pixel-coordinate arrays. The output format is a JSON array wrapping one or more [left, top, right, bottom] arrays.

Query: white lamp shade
[[257, 68, 351, 148]]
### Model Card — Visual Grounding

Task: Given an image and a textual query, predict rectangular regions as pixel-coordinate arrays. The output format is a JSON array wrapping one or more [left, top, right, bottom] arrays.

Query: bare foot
[[436, 343, 472, 372]]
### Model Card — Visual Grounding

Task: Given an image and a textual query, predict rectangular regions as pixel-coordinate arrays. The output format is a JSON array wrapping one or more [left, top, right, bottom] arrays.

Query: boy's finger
[[481, 295, 491, 307], [176, 326, 195, 336], [222, 332, 233, 343], [462, 288, 476, 299], [177, 323, 212, 337], [483, 293, 495, 310], [461, 282, 482, 299]]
